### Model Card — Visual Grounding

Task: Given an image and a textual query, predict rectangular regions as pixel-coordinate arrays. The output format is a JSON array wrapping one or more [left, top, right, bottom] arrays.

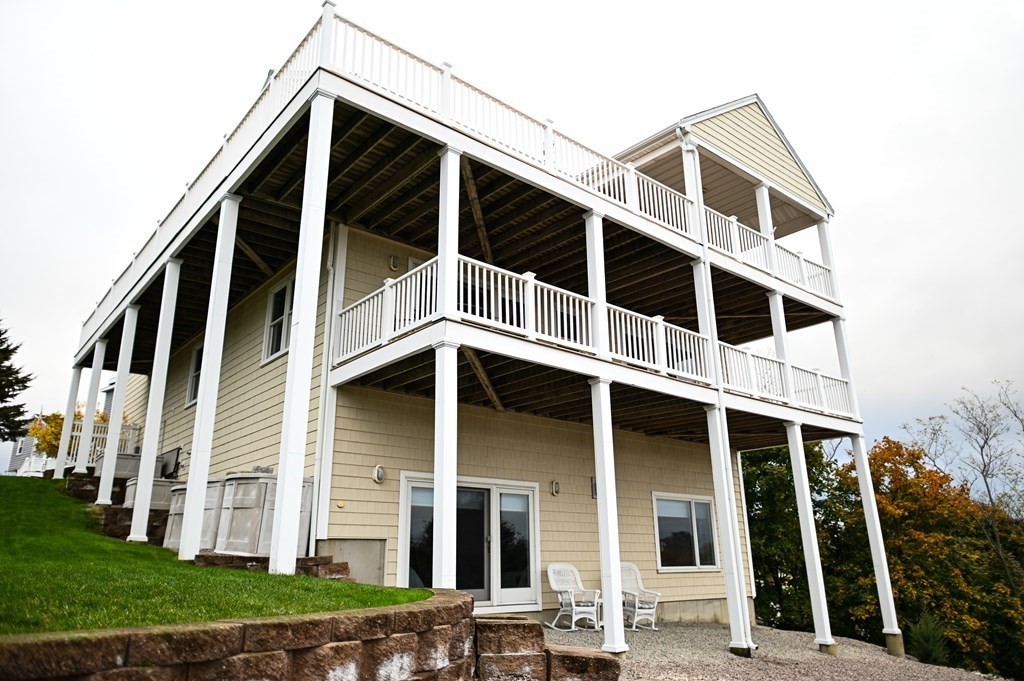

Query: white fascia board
[[74, 75, 323, 364], [720, 391, 864, 436]]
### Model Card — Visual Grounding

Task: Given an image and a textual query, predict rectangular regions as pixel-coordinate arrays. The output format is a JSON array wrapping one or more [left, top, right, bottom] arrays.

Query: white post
[[74, 340, 107, 474], [317, 0, 336, 67], [543, 119, 555, 168], [269, 90, 335, 575], [589, 377, 627, 654], [432, 340, 460, 589], [523, 272, 537, 340], [851, 435, 904, 656], [585, 211, 609, 356], [129, 259, 181, 543], [96, 305, 140, 505], [816, 220, 840, 299], [53, 366, 83, 479], [679, 132, 705, 240], [691, 259, 722, 386], [728, 215, 741, 257], [178, 194, 240, 561], [652, 315, 667, 372], [754, 183, 778, 274], [832, 318, 861, 418], [706, 406, 752, 656], [624, 163, 640, 211], [785, 421, 837, 654], [437, 147, 462, 318], [767, 292, 794, 403], [439, 62, 453, 121]]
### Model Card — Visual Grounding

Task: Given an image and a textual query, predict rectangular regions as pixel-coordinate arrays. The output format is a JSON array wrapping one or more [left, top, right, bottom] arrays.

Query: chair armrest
[[622, 589, 640, 607], [641, 588, 661, 601]]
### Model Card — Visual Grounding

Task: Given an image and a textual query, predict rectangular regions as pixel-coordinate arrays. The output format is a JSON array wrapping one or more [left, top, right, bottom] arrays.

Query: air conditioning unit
[[123, 477, 176, 510], [214, 473, 313, 557], [162, 478, 225, 551]]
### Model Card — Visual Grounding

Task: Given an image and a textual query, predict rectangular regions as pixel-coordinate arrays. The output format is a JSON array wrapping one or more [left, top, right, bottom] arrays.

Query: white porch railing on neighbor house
[[704, 208, 772, 274], [775, 244, 834, 299], [68, 421, 142, 465]]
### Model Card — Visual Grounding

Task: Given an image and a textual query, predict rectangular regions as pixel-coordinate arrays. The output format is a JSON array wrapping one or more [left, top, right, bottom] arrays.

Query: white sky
[[0, 0, 1021, 445]]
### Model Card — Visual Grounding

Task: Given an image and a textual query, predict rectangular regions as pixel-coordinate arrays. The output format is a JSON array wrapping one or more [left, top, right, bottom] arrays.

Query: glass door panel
[[497, 490, 534, 603], [456, 488, 490, 600]]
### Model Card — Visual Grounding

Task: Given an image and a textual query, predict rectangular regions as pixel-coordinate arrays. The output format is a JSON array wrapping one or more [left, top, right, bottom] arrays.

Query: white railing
[[704, 207, 735, 253], [391, 259, 440, 336], [69, 421, 142, 465], [792, 366, 852, 415], [607, 306, 711, 382], [717, 343, 787, 401], [336, 289, 386, 359], [665, 325, 711, 381], [608, 306, 659, 367], [533, 281, 593, 350], [736, 223, 771, 272], [637, 174, 694, 236], [457, 257, 529, 333], [803, 260, 834, 298], [549, 133, 630, 205], [450, 77, 546, 163], [329, 17, 443, 114], [336, 257, 441, 360]]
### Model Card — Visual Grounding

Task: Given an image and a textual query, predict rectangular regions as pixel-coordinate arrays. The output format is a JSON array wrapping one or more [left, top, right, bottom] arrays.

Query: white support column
[[706, 406, 752, 656], [589, 377, 627, 654], [96, 305, 140, 505], [816, 220, 841, 299], [129, 259, 181, 543], [178, 194, 240, 561], [317, 0, 336, 67], [432, 340, 460, 589], [785, 421, 837, 654], [74, 340, 107, 474], [269, 90, 336, 575], [691, 259, 722, 386], [679, 132, 706, 240], [832, 318, 861, 418], [755, 183, 779, 274], [767, 292, 794, 403], [53, 366, 83, 479], [437, 147, 462, 318], [584, 211, 609, 356], [851, 435, 904, 656]]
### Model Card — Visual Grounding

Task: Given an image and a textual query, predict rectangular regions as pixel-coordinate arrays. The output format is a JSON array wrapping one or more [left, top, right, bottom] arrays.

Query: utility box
[[93, 453, 163, 481], [162, 478, 225, 552], [214, 473, 313, 557], [123, 477, 176, 511]]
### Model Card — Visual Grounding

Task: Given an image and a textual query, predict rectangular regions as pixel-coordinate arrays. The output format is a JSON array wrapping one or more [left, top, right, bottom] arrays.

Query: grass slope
[[0, 477, 429, 635]]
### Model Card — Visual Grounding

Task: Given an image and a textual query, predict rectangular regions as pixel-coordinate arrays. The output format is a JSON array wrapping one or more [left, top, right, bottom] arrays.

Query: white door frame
[[397, 471, 541, 613]]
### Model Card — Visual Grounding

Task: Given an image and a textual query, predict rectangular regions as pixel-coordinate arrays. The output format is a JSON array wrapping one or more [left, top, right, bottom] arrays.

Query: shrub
[[907, 611, 948, 666]]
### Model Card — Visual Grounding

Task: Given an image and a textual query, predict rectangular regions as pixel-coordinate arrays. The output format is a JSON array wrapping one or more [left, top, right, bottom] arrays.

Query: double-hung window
[[185, 345, 203, 406], [263, 279, 294, 362], [653, 493, 717, 571]]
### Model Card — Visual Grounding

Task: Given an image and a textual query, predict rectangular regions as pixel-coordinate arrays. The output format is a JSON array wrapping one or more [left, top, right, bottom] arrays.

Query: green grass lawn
[[0, 477, 430, 635]]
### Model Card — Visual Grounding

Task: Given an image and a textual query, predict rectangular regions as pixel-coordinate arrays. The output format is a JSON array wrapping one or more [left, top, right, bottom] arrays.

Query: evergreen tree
[[0, 322, 33, 440]]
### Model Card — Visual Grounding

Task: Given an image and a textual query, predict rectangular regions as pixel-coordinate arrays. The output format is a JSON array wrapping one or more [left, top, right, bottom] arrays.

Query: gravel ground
[[545, 622, 998, 681]]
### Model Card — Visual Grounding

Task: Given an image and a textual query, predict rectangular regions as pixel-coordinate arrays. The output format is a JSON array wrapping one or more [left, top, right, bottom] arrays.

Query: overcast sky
[[0, 0, 1021, 446]]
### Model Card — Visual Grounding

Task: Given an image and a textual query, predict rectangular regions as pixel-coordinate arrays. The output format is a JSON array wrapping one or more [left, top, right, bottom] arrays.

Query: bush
[[907, 611, 948, 666]]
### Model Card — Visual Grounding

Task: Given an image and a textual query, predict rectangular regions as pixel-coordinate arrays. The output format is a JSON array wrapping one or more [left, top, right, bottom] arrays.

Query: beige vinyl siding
[[122, 373, 149, 442], [343, 228, 435, 306], [693, 103, 827, 214], [162, 237, 330, 481], [328, 387, 754, 607]]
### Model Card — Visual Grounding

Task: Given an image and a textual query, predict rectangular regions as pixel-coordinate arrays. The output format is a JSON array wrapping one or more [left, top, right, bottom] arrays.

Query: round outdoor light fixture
[[371, 465, 386, 484], [550, 481, 560, 496]]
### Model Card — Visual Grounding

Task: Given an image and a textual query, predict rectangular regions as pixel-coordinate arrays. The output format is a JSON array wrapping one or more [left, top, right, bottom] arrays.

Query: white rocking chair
[[546, 563, 601, 631], [621, 562, 660, 630]]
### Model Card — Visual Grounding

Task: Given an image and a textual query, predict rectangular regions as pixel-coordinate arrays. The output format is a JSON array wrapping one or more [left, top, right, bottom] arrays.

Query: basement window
[[653, 493, 718, 571], [263, 279, 294, 363]]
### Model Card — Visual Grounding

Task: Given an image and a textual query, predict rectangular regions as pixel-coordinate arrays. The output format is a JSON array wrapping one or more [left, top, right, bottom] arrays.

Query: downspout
[[308, 221, 337, 555]]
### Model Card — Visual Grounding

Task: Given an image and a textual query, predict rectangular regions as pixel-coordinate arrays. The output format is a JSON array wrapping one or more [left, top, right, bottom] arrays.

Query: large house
[[52, 2, 903, 657]]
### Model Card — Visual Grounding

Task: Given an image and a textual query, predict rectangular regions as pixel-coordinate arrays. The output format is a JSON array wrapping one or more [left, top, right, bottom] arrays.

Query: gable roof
[[617, 94, 834, 217]]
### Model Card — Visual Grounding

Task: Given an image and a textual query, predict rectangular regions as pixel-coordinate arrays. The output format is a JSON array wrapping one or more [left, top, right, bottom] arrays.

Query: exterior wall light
[[371, 465, 386, 484]]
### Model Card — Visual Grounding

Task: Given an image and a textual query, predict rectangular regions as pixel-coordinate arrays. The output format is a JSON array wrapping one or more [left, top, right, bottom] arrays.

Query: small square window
[[653, 494, 717, 570], [186, 345, 203, 406], [263, 279, 294, 362]]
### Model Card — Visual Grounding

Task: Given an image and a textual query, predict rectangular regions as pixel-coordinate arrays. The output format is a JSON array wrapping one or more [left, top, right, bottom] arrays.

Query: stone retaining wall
[[0, 592, 620, 681]]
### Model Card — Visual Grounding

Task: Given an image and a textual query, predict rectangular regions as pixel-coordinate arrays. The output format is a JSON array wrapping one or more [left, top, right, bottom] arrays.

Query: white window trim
[[652, 491, 720, 573], [262, 278, 294, 365], [185, 345, 203, 407], [397, 470, 542, 612]]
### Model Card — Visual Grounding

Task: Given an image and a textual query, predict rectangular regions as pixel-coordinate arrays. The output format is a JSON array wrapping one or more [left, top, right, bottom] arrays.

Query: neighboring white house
[[52, 3, 904, 658]]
